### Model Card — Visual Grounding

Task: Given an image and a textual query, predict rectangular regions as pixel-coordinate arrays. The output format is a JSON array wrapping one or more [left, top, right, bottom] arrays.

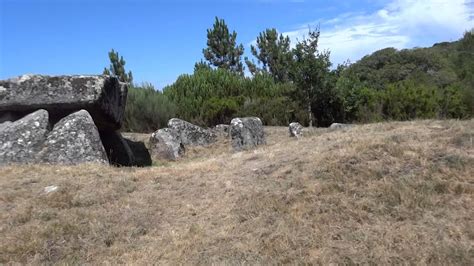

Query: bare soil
[[1, 120, 473, 264]]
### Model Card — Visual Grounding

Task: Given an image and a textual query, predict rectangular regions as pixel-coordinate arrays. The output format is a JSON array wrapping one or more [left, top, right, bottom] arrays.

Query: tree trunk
[[306, 91, 313, 127], [307, 101, 313, 127]]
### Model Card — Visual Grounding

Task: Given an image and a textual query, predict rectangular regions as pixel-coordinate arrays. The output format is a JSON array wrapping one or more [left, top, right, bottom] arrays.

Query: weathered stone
[[289, 122, 303, 138], [230, 117, 266, 151], [329, 123, 352, 130], [124, 138, 152, 167], [168, 118, 217, 146], [0, 109, 49, 165], [149, 128, 184, 161], [214, 124, 230, 138], [0, 74, 127, 130], [38, 110, 108, 164]]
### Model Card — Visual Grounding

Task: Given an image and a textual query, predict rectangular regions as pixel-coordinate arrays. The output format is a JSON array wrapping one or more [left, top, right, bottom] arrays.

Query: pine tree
[[290, 27, 331, 127], [246, 28, 292, 82], [203, 17, 245, 75], [103, 49, 133, 84]]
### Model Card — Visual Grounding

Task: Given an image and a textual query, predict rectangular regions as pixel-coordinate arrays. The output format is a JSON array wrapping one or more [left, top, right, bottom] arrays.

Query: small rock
[[329, 123, 352, 130], [44, 185, 58, 194], [289, 122, 303, 138]]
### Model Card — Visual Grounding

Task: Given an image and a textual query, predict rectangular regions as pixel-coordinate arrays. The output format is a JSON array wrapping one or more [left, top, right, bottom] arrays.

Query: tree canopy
[[203, 17, 245, 75]]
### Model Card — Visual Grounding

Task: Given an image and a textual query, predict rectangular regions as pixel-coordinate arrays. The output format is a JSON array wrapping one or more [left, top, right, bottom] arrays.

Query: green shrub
[[123, 83, 177, 133]]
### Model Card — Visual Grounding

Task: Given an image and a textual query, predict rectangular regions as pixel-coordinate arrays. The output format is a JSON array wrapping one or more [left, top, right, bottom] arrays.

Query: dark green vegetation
[[105, 19, 473, 132]]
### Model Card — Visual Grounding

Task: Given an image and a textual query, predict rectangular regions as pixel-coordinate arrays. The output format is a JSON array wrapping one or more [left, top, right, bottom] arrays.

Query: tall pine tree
[[203, 17, 244, 75], [245, 28, 292, 82]]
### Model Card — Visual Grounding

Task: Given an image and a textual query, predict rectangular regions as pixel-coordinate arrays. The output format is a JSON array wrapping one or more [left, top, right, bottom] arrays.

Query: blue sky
[[1, 0, 473, 89]]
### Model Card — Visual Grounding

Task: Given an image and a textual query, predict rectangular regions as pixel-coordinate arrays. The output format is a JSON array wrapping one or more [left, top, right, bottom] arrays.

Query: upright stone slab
[[0, 109, 49, 165], [0, 74, 127, 130], [230, 117, 266, 151], [168, 118, 217, 146], [149, 128, 185, 161], [38, 110, 108, 164]]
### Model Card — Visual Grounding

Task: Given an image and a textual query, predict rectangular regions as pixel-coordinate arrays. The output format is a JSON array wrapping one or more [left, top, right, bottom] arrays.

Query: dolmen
[[0, 74, 151, 166]]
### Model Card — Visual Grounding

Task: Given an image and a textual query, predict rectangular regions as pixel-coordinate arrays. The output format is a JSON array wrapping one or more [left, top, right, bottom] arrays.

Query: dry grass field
[[1, 120, 473, 264]]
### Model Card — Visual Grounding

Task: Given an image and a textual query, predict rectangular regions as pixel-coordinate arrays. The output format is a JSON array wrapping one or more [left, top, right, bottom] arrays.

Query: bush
[[164, 68, 298, 126], [382, 81, 439, 120], [123, 83, 177, 133]]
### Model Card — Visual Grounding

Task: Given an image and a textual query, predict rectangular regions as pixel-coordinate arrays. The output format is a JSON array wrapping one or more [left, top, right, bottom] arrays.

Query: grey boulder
[[38, 110, 108, 164], [168, 118, 217, 146], [230, 117, 266, 151], [0, 109, 49, 165], [289, 122, 303, 138], [0, 74, 127, 130], [149, 128, 185, 161]]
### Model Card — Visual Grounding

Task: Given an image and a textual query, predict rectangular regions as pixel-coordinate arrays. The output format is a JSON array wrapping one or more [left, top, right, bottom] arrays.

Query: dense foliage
[[123, 83, 176, 132], [245, 28, 292, 82], [163, 68, 298, 126], [203, 17, 245, 75], [336, 30, 473, 122], [106, 22, 473, 132]]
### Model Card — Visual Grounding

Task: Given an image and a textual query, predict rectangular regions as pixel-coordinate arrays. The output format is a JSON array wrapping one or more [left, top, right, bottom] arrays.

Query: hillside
[[1, 119, 473, 264]]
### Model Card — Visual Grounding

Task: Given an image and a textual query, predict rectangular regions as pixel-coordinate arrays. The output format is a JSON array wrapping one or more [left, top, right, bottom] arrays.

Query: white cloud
[[281, 0, 474, 65]]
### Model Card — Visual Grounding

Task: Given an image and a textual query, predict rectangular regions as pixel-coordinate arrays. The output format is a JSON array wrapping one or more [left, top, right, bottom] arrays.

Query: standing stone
[[0, 74, 128, 130], [230, 117, 266, 151], [38, 110, 108, 164], [289, 122, 303, 138], [149, 128, 185, 161], [168, 118, 217, 146], [0, 109, 49, 165]]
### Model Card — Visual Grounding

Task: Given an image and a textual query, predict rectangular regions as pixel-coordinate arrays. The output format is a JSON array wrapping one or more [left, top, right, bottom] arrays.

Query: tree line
[[103, 17, 474, 132]]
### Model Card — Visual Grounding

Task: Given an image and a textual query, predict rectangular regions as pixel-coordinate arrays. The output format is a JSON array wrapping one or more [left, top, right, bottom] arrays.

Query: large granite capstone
[[0, 74, 127, 130]]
